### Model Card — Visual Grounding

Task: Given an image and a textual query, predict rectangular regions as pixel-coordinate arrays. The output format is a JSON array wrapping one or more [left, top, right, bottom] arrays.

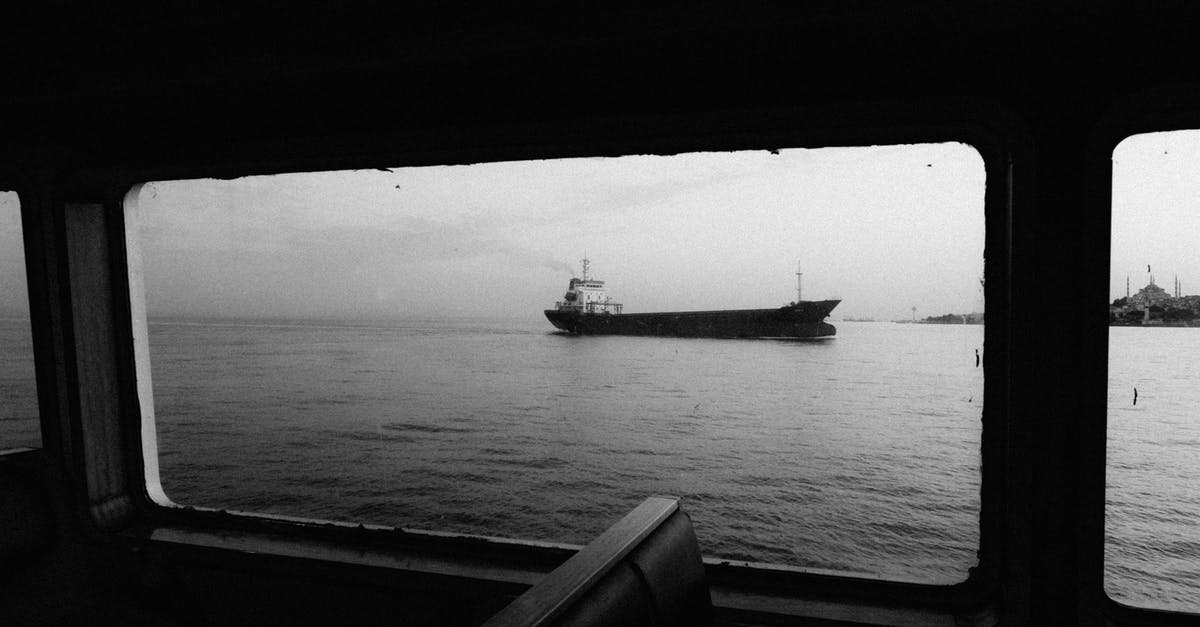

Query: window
[[0, 190, 38, 451], [130, 142, 986, 585], [1106, 129, 1200, 614]]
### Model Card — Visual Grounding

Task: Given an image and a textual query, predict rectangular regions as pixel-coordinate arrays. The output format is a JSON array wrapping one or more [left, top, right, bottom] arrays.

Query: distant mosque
[[1125, 274, 1179, 309], [1114, 274, 1200, 325]]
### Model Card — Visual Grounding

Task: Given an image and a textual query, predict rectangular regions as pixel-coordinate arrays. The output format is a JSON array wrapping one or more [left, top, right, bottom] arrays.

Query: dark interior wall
[[1, 452, 533, 625], [4, 3, 1200, 625], [0, 3, 1060, 162], [0, 450, 127, 623]]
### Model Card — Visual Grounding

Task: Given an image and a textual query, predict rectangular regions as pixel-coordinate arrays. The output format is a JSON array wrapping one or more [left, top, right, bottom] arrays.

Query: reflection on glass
[[1107, 130, 1200, 613], [0, 191, 38, 450], [134, 144, 985, 583]]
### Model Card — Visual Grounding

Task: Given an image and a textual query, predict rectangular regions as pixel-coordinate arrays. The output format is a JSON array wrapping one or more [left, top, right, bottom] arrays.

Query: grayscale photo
[[1105, 130, 1200, 612], [5, 4, 1200, 625], [129, 144, 984, 583]]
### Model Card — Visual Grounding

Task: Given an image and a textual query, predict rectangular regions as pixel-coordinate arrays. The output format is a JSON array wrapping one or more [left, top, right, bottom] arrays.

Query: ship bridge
[[555, 258, 624, 314]]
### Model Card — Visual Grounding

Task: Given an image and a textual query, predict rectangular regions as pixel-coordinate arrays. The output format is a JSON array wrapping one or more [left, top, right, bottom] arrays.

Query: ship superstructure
[[553, 258, 624, 315]]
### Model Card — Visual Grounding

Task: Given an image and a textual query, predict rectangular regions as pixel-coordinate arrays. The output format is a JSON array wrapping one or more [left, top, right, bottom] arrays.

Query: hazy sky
[[9, 133, 1199, 322], [0, 191, 28, 317], [128, 143, 987, 321], [1112, 130, 1200, 300]]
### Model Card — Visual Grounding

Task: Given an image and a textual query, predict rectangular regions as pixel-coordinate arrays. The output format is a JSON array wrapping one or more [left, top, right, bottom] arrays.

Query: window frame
[[55, 101, 1016, 622], [0, 169, 55, 456], [1089, 87, 1200, 625]]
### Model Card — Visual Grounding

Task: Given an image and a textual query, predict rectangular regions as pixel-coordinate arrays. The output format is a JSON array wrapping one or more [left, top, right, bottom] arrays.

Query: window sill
[[115, 520, 988, 626], [710, 584, 966, 626]]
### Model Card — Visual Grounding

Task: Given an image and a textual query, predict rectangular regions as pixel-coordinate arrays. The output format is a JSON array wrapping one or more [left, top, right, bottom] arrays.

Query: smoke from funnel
[[544, 259, 575, 274]]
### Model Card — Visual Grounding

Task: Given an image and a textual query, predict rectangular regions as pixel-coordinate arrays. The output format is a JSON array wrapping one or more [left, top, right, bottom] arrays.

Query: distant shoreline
[[1110, 321, 1200, 328], [893, 320, 984, 325]]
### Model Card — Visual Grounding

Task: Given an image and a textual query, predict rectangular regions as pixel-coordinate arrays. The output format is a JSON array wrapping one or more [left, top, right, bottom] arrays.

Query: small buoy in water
[[975, 349, 980, 368], [1133, 387, 1138, 406]]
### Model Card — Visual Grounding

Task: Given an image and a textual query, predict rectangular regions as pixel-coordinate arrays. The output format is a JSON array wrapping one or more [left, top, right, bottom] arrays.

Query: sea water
[[4, 317, 1196, 609], [145, 317, 983, 584], [1106, 327, 1200, 612], [0, 317, 38, 450]]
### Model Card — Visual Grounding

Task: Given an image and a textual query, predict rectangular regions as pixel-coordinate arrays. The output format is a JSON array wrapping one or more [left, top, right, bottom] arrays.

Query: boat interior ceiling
[[5, 3, 1200, 625]]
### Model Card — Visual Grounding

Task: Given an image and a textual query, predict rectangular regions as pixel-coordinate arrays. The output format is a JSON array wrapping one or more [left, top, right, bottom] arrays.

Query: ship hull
[[544, 300, 839, 338]]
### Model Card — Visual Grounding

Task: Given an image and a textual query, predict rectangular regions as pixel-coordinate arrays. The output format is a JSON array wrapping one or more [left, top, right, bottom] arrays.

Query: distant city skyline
[[1111, 129, 1200, 303], [1117, 273, 1188, 300]]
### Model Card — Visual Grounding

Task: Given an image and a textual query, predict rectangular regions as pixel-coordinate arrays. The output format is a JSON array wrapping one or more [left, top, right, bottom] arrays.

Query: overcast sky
[[1112, 130, 1200, 300], [0, 191, 27, 318], [9, 134, 1199, 322], [124, 143, 987, 322]]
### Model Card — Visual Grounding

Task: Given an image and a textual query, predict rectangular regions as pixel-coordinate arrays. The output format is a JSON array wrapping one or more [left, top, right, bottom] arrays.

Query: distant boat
[[544, 258, 839, 338]]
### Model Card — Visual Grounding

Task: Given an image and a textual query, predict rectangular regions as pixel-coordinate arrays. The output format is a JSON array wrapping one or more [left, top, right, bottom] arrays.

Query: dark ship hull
[[544, 299, 840, 338]]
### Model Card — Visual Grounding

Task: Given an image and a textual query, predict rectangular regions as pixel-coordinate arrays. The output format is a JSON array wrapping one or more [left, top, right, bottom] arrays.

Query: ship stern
[[544, 309, 577, 333]]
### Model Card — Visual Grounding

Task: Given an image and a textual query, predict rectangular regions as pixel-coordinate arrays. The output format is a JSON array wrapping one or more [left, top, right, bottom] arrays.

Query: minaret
[[581, 257, 590, 281], [795, 261, 803, 302], [1126, 276, 1130, 299]]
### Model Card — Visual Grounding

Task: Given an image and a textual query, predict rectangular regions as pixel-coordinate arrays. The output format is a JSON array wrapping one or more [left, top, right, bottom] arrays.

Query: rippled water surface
[[6, 317, 1196, 604], [0, 318, 38, 450], [1107, 327, 1200, 613], [144, 317, 983, 584]]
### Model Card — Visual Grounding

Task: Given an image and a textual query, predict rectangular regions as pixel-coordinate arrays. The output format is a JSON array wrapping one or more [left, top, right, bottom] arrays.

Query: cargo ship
[[544, 259, 839, 338]]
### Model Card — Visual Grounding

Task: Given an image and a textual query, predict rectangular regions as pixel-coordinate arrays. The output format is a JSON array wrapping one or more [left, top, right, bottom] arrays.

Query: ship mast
[[795, 260, 803, 302]]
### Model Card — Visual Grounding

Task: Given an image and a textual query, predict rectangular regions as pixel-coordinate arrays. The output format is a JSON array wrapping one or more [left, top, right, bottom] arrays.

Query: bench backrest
[[484, 496, 711, 627]]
